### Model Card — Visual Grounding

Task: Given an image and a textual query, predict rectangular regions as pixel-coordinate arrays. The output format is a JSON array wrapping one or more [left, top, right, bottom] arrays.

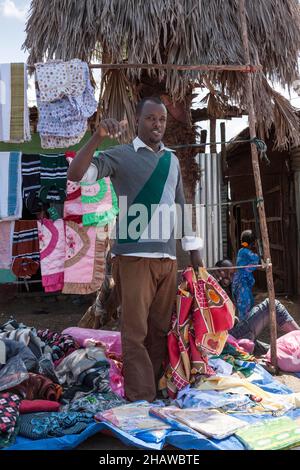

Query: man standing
[[68, 97, 203, 402]]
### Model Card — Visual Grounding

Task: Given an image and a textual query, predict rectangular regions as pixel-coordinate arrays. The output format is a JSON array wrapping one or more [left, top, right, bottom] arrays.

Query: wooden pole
[[27, 63, 262, 73], [238, 0, 277, 371], [210, 118, 217, 154]]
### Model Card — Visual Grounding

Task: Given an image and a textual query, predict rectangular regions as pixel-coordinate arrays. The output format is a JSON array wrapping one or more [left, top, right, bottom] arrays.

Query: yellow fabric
[[10, 63, 24, 141], [196, 374, 300, 414]]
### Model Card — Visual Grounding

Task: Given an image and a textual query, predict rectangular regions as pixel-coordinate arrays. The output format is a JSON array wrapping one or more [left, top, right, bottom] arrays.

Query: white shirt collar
[[132, 136, 174, 153]]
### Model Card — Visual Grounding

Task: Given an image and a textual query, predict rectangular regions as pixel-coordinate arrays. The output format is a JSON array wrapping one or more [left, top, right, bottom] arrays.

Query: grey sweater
[[91, 143, 191, 257]]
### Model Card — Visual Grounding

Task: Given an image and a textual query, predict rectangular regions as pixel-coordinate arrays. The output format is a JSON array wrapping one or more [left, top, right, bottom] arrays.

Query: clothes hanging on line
[[62, 222, 107, 295], [0, 63, 31, 143], [11, 220, 40, 278], [35, 59, 97, 149], [0, 152, 22, 221], [37, 218, 65, 293]]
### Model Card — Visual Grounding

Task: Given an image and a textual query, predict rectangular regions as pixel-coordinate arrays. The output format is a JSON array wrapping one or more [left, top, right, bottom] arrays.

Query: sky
[[0, 0, 299, 144]]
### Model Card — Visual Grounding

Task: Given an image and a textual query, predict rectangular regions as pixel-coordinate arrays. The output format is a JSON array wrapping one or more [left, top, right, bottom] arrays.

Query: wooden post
[[238, 0, 277, 370], [210, 118, 217, 154], [220, 122, 227, 182]]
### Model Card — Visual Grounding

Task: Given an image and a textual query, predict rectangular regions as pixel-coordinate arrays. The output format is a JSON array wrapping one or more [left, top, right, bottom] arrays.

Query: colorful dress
[[232, 247, 260, 321]]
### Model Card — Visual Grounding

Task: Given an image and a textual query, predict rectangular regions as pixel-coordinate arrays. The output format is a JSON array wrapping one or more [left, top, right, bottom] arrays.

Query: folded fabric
[[0, 63, 31, 143], [36, 59, 97, 149], [0, 392, 21, 448], [196, 374, 300, 415], [95, 402, 170, 435], [265, 331, 300, 373], [11, 220, 40, 278], [55, 346, 109, 387], [19, 411, 93, 439], [61, 391, 125, 414], [62, 222, 106, 295], [38, 218, 65, 292], [0, 152, 22, 220], [19, 400, 61, 414], [175, 388, 255, 413], [9, 372, 62, 401], [235, 416, 300, 450], [62, 327, 122, 355], [37, 329, 80, 367], [0, 221, 14, 269], [150, 406, 247, 439], [0, 321, 43, 360], [81, 178, 119, 227]]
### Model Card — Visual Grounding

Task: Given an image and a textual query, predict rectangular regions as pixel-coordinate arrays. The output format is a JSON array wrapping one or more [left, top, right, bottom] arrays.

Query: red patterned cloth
[[0, 392, 21, 448], [166, 267, 235, 398]]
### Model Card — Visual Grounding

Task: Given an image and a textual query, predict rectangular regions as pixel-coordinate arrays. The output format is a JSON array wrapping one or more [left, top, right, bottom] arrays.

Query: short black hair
[[215, 259, 233, 268], [241, 229, 256, 245], [136, 96, 164, 116]]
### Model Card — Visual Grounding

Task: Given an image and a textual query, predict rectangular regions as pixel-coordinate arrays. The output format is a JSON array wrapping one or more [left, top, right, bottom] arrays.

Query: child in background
[[232, 230, 260, 320]]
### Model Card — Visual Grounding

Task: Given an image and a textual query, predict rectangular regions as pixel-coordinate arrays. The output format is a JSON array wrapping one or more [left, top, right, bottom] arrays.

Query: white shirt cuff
[[80, 163, 98, 183], [181, 236, 203, 252]]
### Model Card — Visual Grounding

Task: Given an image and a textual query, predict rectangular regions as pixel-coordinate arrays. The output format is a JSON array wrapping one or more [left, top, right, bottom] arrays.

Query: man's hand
[[98, 119, 128, 139], [190, 250, 203, 271]]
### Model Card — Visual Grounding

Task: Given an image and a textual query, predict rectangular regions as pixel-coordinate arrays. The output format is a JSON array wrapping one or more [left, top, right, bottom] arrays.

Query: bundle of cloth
[[35, 59, 97, 148], [0, 63, 31, 143]]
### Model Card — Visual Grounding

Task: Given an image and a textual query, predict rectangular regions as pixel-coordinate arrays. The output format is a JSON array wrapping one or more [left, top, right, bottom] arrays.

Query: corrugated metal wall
[[195, 153, 223, 267]]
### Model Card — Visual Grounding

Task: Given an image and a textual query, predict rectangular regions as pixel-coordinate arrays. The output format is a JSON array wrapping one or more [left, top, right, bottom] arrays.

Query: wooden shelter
[[225, 126, 299, 295], [23, 0, 300, 367]]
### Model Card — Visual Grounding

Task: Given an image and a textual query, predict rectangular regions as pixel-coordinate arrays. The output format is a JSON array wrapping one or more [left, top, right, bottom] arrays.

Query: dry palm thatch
[[24, 0, 300, 140], [24, 0, 300, 199]]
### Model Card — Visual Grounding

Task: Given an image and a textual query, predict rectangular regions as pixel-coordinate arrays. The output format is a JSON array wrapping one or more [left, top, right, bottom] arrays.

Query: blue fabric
[[7, 152, 21, 217], [5, 364, 300, 451], [232, 248, 260, 320]]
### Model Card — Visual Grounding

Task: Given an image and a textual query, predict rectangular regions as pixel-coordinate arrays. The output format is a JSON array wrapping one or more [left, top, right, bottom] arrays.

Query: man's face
[[215, 263, 235, 289], [137, 102, 167, 148]]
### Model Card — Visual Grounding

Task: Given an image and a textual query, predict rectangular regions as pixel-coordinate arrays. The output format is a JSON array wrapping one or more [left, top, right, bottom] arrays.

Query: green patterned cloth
[[235, 416, 300, 450]]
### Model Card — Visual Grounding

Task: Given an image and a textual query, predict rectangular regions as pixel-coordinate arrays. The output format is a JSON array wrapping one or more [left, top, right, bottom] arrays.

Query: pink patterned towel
[[37, 218, 65, 292]]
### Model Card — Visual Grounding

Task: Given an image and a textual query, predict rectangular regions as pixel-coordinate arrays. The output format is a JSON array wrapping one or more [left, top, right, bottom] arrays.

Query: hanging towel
[[11, 220, 40, 278], [39, 153, 68, 203], [0, 221, 14, 270], [0, 63, 30, 143], [35, 59, 97, 149], [21, 154, 43, 214], [62, 222, 106, 295], [81, 178, 119, 227], [63, 151, 84, 224], [0, 152, 22, 220], [37, 218, 65, 292]]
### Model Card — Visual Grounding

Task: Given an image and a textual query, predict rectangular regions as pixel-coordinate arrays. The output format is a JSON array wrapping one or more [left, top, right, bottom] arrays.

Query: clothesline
[[9, 262, 271, 285], [192, 197, 263, 208], [27, 63, 263, 73]]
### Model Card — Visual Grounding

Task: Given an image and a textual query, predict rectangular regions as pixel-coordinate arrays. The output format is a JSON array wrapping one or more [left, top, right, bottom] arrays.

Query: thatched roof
[[23, 0, 300, 148]]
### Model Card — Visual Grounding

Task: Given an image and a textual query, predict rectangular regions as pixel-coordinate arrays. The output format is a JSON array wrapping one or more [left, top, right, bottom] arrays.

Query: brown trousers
[[112, 256, 177, 402]]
